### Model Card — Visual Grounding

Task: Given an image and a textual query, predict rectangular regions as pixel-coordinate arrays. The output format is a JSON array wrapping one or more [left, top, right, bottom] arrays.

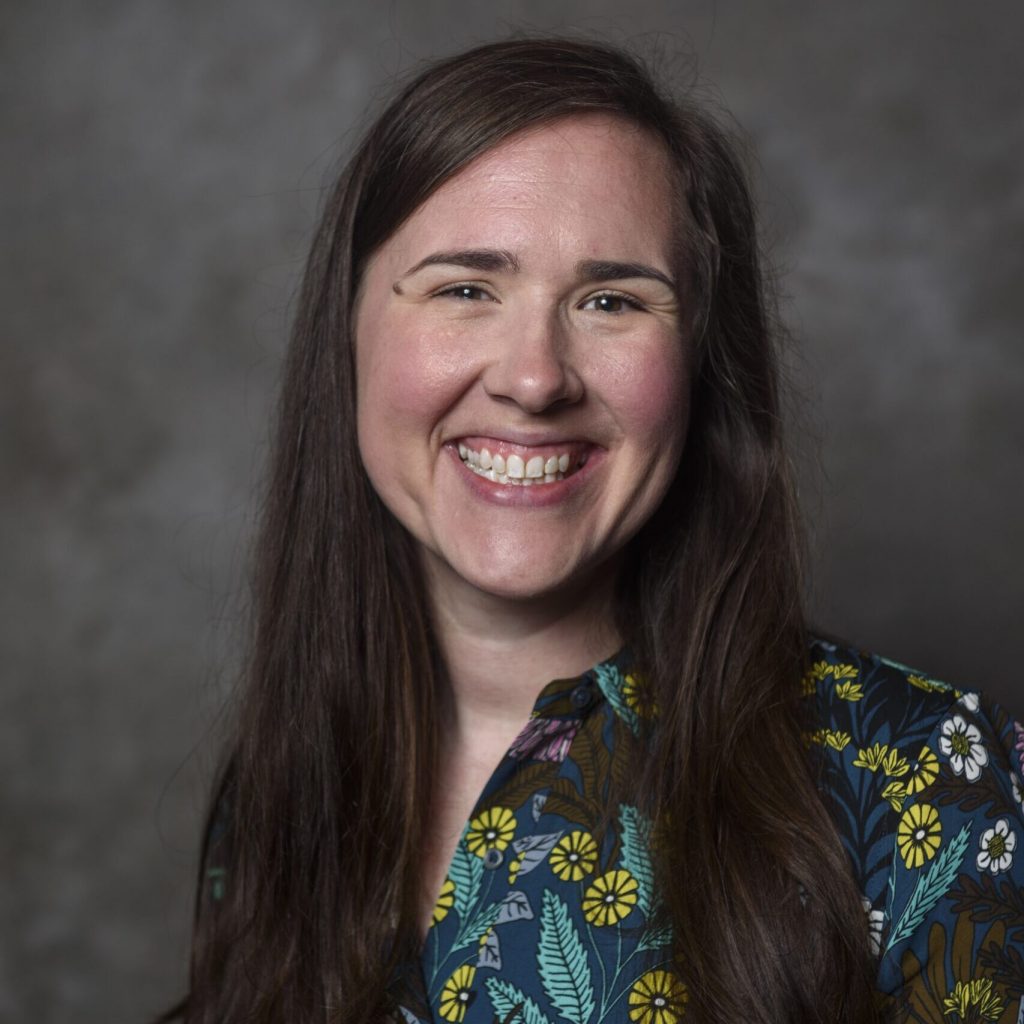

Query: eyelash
[[433, 284, 645, 313]]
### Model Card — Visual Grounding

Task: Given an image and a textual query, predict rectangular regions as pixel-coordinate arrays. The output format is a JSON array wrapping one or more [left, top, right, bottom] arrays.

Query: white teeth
[[458, 443, 581, 485]]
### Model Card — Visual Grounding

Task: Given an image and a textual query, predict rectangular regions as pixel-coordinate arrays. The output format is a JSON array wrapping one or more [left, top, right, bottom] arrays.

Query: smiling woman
[[163, 37, 1024, 1024], [355, 116, 687, 609]]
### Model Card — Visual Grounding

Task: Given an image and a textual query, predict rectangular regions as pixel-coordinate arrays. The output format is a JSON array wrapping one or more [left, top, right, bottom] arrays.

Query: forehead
[[379, 114, 676, 264]]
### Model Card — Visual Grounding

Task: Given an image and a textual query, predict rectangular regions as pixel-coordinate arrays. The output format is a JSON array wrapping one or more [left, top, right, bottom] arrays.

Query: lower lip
[[446, 445, 602, 507]]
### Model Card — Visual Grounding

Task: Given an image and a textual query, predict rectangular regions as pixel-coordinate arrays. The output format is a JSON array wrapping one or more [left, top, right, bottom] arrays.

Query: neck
[[424, 557, 621, 743]]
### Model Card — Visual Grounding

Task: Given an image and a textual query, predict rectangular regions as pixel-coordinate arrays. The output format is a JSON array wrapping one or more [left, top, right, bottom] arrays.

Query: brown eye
[[582, 293, 642, 314], [438, 284, 492, 301]]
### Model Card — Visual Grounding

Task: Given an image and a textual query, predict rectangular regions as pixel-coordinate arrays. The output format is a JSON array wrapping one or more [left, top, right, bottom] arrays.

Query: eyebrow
[[395, 249, 676, 295], [576, 259, 676, 294], [398, 249, 521, 283]]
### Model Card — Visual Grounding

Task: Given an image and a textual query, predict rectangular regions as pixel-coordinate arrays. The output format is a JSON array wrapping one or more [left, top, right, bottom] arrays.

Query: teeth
[[458, 443, 582, 485]]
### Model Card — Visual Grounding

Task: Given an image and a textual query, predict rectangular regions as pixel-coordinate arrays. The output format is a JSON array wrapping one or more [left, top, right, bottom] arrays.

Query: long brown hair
[[167, 37, 879, 1023]]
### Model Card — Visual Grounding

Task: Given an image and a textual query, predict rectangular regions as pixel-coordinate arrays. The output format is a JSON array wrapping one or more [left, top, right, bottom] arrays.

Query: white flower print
[[977, 818, 1016, 875], [862, 897, 884, 957], [939, 714, 989, 782], [958, 691, 980, 713]]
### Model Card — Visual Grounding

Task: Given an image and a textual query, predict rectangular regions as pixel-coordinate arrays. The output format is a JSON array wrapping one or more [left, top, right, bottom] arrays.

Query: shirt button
[[483, 847, 504, 870], [570, 683, 593, 710]]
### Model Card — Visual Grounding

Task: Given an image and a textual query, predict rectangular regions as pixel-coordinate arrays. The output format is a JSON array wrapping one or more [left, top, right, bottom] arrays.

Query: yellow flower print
[[825, 730, 851, 752], [804, 728, 827, 748], [942, 978, 1005, 1021], [628, 968, 689, 1023], [582, 868, 639, 926], [439, 964, 476, 1022], [465, 806, 515, 857], [550, 830, 598, 882], [832, 663, 858, 682], [897, 803, 942, 869], [507, 856, 522, 884], [881, 748, 910, 778], [908, 673, 947, 694], [834, 681, 864, 702], [432, 877, 455, 926], [881, 780, 907, 813], [906, 746, 939, 795], [623, 673, 658, 718], [853, 743, 889, 772]]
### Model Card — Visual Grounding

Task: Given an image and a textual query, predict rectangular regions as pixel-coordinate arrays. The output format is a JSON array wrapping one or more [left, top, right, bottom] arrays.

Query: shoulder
[[804, 635, 967, 752], [804, 636, 1024, 1016]]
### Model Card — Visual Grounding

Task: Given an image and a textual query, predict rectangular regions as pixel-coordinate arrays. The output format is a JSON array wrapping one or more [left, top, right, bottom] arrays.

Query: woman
[[167, 38, 1024, 1023]]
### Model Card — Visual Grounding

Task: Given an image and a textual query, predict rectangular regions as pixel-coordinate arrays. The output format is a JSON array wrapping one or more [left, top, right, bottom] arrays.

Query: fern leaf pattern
[[537, 890, 595, 1024], [485, 977, 554, 1024], [888, 823, 972, 947], [618, 804, 655, 918]]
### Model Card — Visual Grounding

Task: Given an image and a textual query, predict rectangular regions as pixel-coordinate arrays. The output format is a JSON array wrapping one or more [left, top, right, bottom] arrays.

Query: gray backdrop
[[3, 2, 1021, 1021]]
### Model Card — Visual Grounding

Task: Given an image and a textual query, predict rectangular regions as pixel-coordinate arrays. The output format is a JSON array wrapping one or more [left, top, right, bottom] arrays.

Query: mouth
[[454, 437, 592, 486]]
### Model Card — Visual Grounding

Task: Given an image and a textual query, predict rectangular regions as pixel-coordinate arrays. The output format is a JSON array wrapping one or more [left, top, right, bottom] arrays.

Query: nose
[[481, 311, 584, 414]]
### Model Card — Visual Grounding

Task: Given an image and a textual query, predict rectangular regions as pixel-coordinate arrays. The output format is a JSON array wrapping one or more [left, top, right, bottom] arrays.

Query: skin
[[353, 114, 692, 927]]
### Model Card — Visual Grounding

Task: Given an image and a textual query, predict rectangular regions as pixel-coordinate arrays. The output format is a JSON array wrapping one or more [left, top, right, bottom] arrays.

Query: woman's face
[[354, 114, 690, 606]]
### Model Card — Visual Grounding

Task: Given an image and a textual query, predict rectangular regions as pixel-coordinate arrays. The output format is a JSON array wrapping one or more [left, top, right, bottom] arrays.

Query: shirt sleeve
[[877, 693, 1024, 1022]]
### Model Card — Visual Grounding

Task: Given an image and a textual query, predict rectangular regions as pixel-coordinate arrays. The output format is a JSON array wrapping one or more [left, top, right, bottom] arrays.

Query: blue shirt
[[389, 639, 1024, 1023]]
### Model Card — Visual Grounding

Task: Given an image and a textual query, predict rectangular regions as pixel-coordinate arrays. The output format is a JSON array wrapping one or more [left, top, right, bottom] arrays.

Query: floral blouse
[[387, 640, 1024, 1023]]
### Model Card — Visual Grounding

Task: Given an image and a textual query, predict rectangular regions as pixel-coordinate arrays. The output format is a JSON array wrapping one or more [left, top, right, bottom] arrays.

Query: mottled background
[[3, 1, 1021, 1020]]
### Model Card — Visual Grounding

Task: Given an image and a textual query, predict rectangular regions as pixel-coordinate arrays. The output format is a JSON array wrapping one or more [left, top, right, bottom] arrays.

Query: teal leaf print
[[514, 831, 564, 878], [593, 663, 640, 736], [485, 977, 554, 1024], [478, 926, 502, 970], [397, 1008, 422, 1024], [496, 890, 534, 926], [450, 840, 484, 920], [637, 921, 673, 951], [455, 899, 502, 951], [537, 889, 595, 1024], [619, 804, 655, 917], [532, 794, 548, 821], [888, 822, 972, 947]]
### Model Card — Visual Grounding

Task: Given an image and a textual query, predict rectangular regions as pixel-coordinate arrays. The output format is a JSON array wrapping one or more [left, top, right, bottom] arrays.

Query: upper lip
[[448, 428, 599, 449]]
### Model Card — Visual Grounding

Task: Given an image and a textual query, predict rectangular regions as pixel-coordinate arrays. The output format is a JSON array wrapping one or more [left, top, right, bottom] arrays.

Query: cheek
[[605, 342, 690, 453], [356, 316, 477, 463]]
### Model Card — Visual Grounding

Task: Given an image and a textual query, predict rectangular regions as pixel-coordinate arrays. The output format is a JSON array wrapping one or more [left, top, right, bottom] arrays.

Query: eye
[[435, 284, 495, 302], [580, 292, 644, 314]]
